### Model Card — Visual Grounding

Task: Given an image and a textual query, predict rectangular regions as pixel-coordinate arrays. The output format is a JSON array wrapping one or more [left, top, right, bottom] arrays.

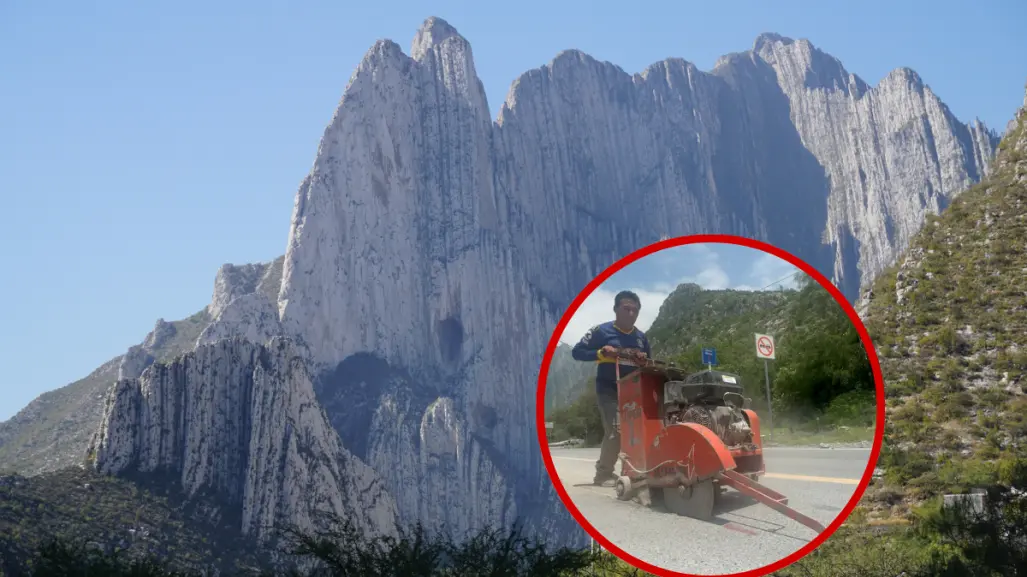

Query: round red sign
[[757, 336, 774, 356]]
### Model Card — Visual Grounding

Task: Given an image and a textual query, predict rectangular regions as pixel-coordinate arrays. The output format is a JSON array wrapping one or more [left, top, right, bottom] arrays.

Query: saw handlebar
[[604, 346, 648, 361], [605, 347, 676, 381]]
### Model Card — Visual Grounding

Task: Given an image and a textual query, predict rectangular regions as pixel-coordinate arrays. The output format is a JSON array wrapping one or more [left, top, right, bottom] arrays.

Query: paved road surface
[[549, 446, 872, 575]]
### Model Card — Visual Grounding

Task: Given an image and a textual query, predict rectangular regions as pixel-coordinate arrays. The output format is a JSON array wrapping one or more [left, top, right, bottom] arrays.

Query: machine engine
[[668, 404, 754, 447], [663, 371, 756, 449]]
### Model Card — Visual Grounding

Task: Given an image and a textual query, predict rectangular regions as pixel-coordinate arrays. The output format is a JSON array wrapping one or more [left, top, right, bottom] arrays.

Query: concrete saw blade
[[663, 479, 716, 520]]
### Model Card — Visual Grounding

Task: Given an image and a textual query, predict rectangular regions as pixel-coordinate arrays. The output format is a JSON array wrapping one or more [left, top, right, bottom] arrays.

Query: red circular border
[[535, 234, 886, 577]]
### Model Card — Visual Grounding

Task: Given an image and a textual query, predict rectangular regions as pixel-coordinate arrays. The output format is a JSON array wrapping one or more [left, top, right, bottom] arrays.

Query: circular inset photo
[[536, 235, 885, 577]]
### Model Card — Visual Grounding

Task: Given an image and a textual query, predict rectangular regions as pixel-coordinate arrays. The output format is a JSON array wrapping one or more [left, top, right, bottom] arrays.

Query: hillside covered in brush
[[859, 93, 1027, 517], [545, 279, 874, 444], [647, 279, 874, 422], [777, 93, 1027, 577], [0, 468, 269, 576]]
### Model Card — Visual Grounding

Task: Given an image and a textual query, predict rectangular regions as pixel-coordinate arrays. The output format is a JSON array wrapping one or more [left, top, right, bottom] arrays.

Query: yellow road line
[[762, 472, 860, 485], [550, 455, 861, 485]]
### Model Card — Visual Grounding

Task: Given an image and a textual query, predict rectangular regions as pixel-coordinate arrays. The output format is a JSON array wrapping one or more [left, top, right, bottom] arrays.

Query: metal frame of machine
[[609, 350, 826, 533]]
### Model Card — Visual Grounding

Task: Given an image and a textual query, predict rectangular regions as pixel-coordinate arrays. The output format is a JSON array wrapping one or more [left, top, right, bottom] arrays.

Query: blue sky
[[557, 244, 801, 345], [1, 0, 1024, 421]]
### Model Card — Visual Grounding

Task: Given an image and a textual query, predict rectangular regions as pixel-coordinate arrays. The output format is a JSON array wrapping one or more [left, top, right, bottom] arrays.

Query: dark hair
[[614, 290, 641, 309]]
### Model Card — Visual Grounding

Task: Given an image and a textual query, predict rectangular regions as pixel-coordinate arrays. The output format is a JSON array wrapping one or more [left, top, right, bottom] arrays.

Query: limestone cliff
[[275, 17, 998, 545], [0, 15, 1006, 552], [89, 337, 399, 543]]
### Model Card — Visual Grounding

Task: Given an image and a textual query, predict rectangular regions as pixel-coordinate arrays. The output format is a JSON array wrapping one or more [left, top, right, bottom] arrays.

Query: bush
[[912, 484, 1027, 576], [11, 515, 655, 577], [27, 538, 191, 577], [547, 384, 604, 447], [822, 390, 876, 427], [781, 480, 1027, 577], [881, 446, 935, 485]]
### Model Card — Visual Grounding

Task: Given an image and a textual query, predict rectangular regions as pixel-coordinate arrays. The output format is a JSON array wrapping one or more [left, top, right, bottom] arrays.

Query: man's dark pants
[[594, 379, 620, 481]]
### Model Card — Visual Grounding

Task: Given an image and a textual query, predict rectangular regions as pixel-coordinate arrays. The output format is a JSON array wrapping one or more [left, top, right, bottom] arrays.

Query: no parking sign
[[755, 333, 776, 360]]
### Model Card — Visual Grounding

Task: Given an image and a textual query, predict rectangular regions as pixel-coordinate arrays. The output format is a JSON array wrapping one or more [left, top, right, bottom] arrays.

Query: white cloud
[[558, 287, 671, 345], [684, 265, 730, 290], [750, 252, 801, 290], [659, 244, 731, 291], [556, 245, 804, 346]]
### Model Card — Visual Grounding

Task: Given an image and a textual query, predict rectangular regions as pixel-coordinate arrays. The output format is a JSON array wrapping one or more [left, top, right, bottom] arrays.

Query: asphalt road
[[549, 446, 873, 576]]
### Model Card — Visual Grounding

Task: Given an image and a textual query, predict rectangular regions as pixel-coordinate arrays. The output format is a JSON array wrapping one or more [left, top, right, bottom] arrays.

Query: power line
[[758, 269, 804, 292]]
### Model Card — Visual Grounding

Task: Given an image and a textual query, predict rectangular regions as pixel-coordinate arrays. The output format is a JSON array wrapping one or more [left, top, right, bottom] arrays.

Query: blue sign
[[701, 348, 717, 366]]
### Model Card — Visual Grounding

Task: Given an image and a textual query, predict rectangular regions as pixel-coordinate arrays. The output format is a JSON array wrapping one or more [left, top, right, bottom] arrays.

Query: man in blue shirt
[[571, 290, 652, 486]]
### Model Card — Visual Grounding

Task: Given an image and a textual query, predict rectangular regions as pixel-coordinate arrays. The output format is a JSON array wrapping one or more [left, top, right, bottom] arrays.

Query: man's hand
[[600, 345, 619, 359], [633, 350, 649, 362]]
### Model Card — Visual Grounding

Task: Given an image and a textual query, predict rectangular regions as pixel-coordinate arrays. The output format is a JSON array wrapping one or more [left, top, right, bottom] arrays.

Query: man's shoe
[[593, 472, 617, 486]]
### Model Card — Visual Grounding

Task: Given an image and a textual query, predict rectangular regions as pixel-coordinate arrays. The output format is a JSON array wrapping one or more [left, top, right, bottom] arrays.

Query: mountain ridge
[[0, 16, 1006, 553]]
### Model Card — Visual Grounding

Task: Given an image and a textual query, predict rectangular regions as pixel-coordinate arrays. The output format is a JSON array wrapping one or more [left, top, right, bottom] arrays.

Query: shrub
[[11, 518, 649, 577]]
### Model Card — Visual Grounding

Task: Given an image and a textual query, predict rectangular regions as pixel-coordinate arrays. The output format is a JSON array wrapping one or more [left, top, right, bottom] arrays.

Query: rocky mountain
[[0, 311, 212, 477], [543, 344, 595, 413], [0, 16, 1006, 553], [88, 337, 399, 543], [652, 280, 873, 417], [859, 83, 1027, 518], [647, 283, 794, 359]]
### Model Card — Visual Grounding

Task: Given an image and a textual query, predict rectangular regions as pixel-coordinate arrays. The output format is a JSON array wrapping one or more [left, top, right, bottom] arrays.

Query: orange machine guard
[[742, 409, 763, 447], [611, 355, 823, 534]]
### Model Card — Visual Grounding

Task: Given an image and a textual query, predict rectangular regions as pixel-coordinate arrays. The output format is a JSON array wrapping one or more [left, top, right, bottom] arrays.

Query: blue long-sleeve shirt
[[571, 321, 651, 394]]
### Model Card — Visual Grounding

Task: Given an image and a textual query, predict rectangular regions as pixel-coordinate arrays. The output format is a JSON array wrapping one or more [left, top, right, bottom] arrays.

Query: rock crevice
[[90, 337, 399, 543]]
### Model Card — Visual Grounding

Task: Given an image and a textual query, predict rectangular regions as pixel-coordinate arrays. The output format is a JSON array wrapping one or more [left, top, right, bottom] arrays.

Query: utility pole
[[763, 358, 774, 438]]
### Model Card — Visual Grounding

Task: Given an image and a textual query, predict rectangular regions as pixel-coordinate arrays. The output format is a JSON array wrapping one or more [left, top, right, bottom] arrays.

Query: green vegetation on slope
[[545, 384, 604, 446], [773, 90, 1027, 576], [545, 277, 875, 446], [0, 467, 267, 576], [0, 309, 211, 476], [857, 100, 1027, 515], [775, 485, 1027, 577], [646, 278, 874, 426], [2, 508, 656, 577]]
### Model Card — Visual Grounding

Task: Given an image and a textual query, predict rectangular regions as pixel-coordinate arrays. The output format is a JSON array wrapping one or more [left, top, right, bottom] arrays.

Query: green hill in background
[[543, 344, 595, 414], [544, 276, 876, 447]]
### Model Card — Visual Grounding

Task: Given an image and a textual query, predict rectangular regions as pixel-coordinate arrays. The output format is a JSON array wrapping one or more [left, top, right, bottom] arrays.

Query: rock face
[[89, 337, 399, 543], [209, 259, 284, 320], [753, 38, 997, 293], [858, 82, 1027, 517], [276, 17, 997, 545], [0, 16, 1006, 552]]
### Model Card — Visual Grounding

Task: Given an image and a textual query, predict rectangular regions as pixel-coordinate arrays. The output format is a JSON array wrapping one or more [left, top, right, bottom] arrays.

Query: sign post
[[545, 421, 554, 443], [701, 347, 717, 371], [754, 333, 776, 439]]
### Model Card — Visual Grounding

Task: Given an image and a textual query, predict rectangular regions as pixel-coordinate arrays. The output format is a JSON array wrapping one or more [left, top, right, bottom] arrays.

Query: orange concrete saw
[[609, 349, 827, 533]]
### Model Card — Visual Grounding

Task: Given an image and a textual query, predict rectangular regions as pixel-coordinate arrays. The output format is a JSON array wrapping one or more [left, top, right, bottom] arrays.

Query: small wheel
[[615, 476, 633, 501]]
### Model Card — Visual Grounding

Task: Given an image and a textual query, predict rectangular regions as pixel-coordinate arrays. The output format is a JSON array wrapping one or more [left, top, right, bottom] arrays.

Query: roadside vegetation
[[776, 477, 1027, 577], [2, 515, 652, 576], [5, 485, 1025, 577]]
